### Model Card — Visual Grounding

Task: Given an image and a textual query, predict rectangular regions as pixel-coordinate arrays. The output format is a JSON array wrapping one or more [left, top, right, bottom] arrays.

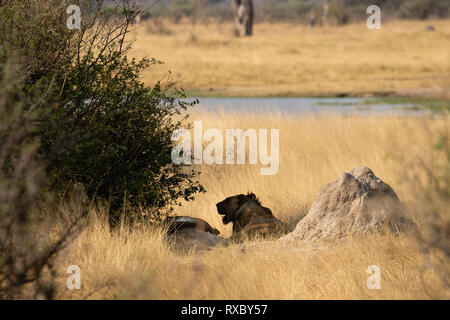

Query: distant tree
[[232, 0, 254, 36]]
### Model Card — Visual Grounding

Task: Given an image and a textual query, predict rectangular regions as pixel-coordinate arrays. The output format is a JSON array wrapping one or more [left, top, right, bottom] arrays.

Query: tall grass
[[54, 110, 449, 299]]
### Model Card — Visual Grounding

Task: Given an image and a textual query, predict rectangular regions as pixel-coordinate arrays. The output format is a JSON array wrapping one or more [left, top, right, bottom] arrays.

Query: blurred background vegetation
[[129, 0, 450, 24]]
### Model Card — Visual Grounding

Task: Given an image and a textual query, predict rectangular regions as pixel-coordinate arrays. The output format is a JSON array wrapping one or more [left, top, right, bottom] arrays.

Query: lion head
[[216, 193, 259, 224]]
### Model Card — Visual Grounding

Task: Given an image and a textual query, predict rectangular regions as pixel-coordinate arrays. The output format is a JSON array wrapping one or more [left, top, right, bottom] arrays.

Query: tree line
[[142, 0, 450, 23]]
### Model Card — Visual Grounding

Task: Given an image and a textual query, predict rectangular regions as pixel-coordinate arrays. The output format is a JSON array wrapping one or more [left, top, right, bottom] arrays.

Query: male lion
[[216, 193, 287, 241]]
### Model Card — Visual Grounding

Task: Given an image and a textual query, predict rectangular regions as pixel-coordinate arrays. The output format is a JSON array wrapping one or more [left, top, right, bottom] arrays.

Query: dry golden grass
[[131, 20, 450, 97], [54, 110, 449, 299]]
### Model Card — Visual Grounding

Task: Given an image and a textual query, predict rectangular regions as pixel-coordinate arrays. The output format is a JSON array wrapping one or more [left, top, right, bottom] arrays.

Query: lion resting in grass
[[166, 216, 220, 236], [165, 216, 226, 251], [216, 193, 287, 241]]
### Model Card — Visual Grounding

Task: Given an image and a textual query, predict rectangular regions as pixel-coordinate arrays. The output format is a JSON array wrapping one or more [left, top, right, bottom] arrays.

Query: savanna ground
[[132, 20, 450, 98], [55, 112, 449, 299], [52, 20, 449, 299]]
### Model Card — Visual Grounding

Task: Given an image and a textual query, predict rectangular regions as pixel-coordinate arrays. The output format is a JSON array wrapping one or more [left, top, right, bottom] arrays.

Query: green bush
[[43, 51, 205, 220], [0, 0, 204, 224], [0, 47, 85, 301]]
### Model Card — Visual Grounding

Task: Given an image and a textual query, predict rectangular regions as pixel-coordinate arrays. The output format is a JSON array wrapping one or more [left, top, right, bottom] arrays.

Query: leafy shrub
[[43, 51, 205, 221], [1, 0, 205, 224], [0, 52, 85, 299]]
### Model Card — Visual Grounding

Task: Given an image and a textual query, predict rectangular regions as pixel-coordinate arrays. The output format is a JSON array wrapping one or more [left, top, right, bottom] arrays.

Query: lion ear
[[247, 193, 256, 200]]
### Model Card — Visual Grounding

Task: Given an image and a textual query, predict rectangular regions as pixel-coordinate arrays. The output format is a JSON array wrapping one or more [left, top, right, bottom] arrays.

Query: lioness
[[216, 193, 287, 241], [165, 216, 220, 236], [165, 216, 226, 251]]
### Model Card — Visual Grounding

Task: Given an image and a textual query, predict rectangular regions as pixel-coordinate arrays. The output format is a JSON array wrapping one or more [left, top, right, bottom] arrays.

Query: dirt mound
[[280, 167, 413, 242]]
